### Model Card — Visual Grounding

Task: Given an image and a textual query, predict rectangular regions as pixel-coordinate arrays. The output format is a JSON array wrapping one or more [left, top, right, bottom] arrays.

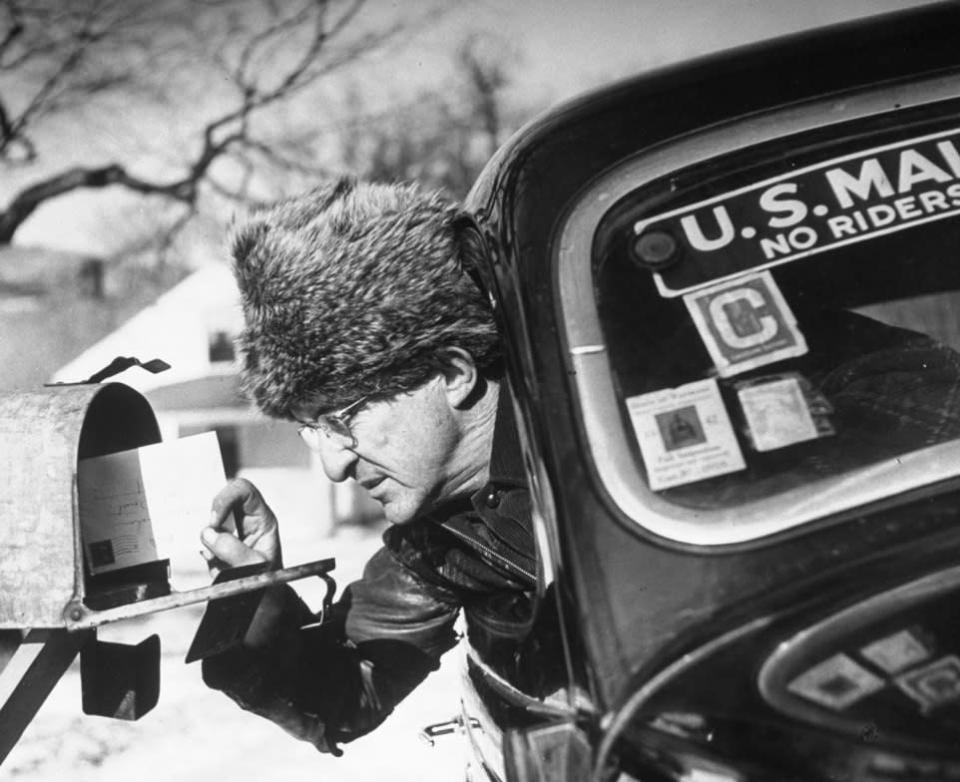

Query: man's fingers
[[210, 480, 249, 525], [205, 478, 281, 573], [200, 527, 264, 568], [210, 478, 272, 533]]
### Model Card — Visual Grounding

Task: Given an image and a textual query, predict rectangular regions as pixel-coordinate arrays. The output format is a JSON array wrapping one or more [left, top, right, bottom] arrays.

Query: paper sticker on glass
[[860, 629, 931, 675], [738, 375, 824, 452], [895, 655, 960, 711], [787, 653, 885, 711], [684, 270, 807, 377], [635, 126, 960, 297], [627, 378, 745, 491]]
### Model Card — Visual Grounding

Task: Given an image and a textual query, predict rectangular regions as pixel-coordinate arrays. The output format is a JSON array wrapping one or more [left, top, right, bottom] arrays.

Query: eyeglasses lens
[[298, 415, 355, 449], [324, 416, 354, 443]]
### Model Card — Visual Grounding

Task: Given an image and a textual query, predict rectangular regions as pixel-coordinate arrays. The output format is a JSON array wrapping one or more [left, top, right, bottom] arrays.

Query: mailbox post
[[0, 382, 335, 764]]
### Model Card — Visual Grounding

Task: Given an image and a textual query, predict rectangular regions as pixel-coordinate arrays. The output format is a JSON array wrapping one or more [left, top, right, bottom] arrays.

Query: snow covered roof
[[51, 264, 245, 395]]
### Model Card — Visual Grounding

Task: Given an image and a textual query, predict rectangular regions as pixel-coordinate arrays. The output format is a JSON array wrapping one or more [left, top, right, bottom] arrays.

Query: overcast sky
[[12, 0, 941, 254], [413, 0, 938, 102]]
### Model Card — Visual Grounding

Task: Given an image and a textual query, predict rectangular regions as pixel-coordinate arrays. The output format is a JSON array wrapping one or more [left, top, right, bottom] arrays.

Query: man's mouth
[[360, 476, 385, 492]]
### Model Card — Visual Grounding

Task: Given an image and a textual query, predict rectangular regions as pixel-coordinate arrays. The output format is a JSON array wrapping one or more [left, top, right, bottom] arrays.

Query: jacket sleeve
[[201, 546, 461, 754]]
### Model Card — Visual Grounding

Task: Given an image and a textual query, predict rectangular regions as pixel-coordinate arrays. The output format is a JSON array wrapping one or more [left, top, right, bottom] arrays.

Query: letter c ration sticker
[[684, 270, 807, 377]]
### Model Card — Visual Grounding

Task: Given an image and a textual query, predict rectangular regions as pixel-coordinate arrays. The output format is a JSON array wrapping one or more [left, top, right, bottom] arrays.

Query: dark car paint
[[461, 4, 960, 781]]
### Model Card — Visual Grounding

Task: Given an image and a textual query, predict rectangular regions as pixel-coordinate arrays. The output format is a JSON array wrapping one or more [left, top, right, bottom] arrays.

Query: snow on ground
[[1, 474, 471, 782]]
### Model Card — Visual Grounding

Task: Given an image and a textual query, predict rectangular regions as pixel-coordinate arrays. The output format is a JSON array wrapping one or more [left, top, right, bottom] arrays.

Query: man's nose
[[315, 437, 358, 482]]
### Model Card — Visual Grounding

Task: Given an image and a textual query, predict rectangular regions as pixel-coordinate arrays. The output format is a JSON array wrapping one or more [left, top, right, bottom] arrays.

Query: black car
[[457, 4, 960, 780]]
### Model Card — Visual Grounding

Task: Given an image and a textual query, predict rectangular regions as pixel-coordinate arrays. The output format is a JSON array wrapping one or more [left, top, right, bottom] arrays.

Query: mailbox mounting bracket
[[63, 558, 337, 631]]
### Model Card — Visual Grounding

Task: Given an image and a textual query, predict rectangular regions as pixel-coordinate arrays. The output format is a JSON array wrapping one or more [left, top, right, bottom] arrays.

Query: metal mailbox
[[0, 380, 336, 765], [0, 382, 162, 630]]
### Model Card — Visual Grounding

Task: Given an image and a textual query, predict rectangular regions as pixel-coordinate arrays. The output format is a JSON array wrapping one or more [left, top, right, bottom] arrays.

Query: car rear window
[[560, 92, 960, 541]]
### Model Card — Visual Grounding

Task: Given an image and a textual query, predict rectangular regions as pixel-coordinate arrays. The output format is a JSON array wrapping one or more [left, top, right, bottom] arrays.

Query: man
[[199, 177, 538, 755]]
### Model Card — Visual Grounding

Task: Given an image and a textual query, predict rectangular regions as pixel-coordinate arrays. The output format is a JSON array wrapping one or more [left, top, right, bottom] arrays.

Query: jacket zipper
[[441, 523, 536, 584]]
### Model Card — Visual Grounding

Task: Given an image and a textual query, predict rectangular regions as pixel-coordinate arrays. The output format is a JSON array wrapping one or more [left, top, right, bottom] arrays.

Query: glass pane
[[593, 104, 960, 511]]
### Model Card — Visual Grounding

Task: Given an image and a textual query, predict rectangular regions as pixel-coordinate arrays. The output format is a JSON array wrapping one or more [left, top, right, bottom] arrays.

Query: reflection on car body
[[457, 4, 960, 781]]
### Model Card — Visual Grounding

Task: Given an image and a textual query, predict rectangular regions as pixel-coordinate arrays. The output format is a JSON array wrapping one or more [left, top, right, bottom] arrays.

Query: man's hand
[[202, 478, 283, 575]]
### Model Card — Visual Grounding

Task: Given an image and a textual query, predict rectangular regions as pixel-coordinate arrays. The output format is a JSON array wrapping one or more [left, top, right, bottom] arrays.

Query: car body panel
[[462, 5, 960, 780]]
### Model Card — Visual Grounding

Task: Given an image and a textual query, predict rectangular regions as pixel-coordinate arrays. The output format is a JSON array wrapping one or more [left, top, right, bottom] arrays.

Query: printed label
[[738, 375, 820, 451], [626, 378, 745, 491], [787, 653, 885, 711], [895, 655, 960, 711], [684, 270, 808, 376], [860, 629, 931, 675], [636, 126, 960, 297]]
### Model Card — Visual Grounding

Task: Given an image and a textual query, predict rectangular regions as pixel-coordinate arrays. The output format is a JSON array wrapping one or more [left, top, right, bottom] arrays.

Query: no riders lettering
[[677, 135, 960, 261]]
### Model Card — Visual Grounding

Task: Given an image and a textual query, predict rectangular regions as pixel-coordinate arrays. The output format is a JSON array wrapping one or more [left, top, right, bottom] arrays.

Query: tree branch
[[234, 0, 317, 86], [0, 162, 203, 242], [0, 0, 24, 59], [0, 0, 456, 254]]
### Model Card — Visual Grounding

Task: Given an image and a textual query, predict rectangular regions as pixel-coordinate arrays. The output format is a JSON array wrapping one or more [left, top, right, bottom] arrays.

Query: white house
[[52, 263, 382, 539]]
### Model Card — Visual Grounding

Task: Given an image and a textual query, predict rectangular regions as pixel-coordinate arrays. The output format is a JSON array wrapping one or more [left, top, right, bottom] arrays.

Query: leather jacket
[[202, 390, 537, 755]]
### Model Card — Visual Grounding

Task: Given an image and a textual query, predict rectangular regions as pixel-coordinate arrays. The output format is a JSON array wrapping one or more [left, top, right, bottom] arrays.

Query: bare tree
[[0, 0, 413, 252], [455, 32, 516, 162], [339, 31, 529, 199]]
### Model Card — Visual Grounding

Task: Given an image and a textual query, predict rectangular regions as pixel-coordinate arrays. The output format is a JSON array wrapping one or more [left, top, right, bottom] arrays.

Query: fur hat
[[230, 177, 501, 419]]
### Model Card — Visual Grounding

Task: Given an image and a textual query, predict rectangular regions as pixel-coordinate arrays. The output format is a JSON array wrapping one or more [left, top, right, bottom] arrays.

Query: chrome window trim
[[556, 73, 960, 545]]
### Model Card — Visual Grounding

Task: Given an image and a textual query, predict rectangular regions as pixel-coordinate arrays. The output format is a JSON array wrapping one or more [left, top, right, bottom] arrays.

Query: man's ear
[[438, 348, 481, 408]]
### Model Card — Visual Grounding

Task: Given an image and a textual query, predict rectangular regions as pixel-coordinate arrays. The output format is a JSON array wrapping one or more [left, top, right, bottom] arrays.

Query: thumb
[[200, 527, 265, 568]]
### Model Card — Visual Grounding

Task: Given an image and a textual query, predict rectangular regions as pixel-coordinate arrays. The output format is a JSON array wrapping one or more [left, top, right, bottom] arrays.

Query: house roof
[[0, 246, 168, 393], [145, 373, 247, 411], [51, 263, 244, 395], [47, 263, 259, 418]]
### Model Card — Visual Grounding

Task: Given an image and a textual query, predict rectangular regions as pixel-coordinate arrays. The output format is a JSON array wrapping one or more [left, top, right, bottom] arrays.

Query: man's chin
[[382, 510, 417, 525], [378, 496, 425, 525]]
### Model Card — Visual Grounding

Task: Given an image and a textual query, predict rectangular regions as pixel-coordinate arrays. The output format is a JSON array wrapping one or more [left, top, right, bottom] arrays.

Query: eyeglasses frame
[[296, 394, 370, 450]]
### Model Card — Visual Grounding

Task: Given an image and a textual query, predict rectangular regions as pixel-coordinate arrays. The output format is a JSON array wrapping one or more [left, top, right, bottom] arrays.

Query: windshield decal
[[787, 654, 885, 711], [626, 378, 745, 491], [736, 373, 835, 453], [894, 655, 960, 711], [684, 270, 808, 376], [859, 629, 931, 675], [635, 127, 960, 297]]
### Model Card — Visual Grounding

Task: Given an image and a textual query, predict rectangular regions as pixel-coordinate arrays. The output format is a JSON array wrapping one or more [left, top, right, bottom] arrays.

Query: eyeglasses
[[297, 395, 369, 450]]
